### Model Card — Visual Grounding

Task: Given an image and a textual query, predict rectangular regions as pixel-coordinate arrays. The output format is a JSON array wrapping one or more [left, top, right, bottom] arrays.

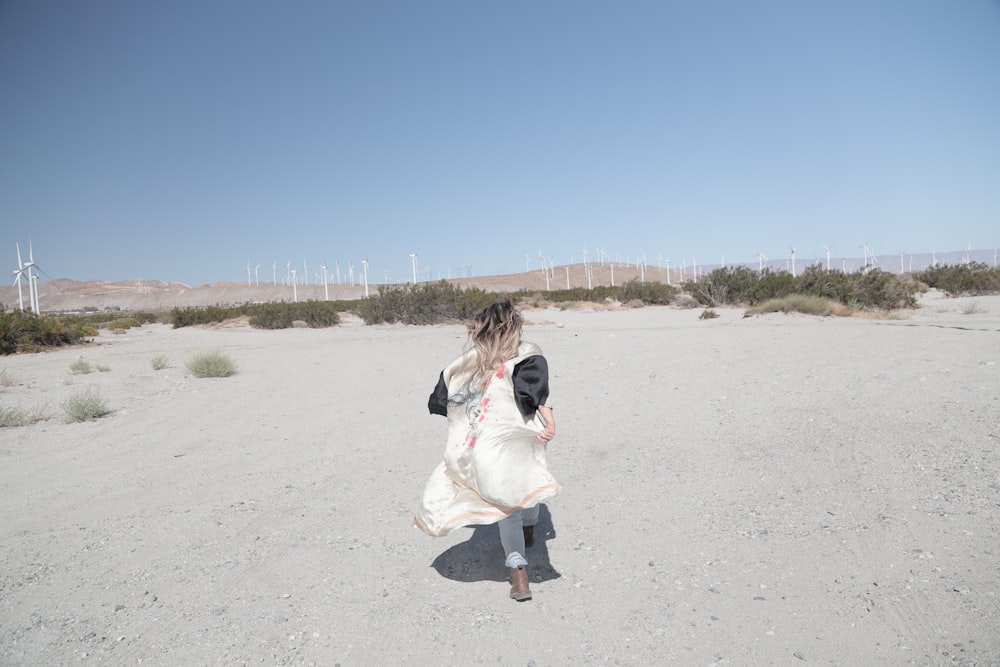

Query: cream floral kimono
[[415, 342, 560, 536]]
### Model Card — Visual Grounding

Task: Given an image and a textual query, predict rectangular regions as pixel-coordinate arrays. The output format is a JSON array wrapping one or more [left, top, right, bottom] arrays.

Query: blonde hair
[[467, 299, 523, 392]]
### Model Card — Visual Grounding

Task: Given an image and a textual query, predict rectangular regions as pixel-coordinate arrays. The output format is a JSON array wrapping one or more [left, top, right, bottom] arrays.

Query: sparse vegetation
[[686, 264, 917, 311], [171, 300, 347, 329], [151, 354, 169, 370], [62, 388, 111, 422], [70, 358, 93, 374], [961, 300, 986, 315], [0, 306, 94, 355], [187, 352, 238, 378], [96, 364, 111, 372], [915, 262, 1000, 296], [699, 309, 719, 320], [354, 281, 498, 325], [0, 404, 46, 427], [745, 294, 836, 317]]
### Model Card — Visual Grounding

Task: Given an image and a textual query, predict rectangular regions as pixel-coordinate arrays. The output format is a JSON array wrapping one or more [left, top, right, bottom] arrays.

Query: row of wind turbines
[[10, 240, 49, 314], [245, 258, 373, 301]]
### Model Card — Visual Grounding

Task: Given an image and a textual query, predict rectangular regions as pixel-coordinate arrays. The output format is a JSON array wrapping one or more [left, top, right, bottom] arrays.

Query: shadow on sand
[[430, 504, 562, 584]]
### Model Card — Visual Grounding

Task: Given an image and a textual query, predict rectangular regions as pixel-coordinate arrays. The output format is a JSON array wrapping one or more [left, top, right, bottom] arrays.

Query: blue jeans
[[498, 505, 540, 568]]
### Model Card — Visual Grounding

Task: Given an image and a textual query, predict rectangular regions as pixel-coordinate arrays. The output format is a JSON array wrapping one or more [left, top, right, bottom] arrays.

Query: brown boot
[[522, 525, 535, 548], [509, 565, 532, 601]]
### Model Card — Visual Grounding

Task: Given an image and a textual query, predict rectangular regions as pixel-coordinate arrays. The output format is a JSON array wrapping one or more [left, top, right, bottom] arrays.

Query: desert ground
[[1, 290, 998, 666]]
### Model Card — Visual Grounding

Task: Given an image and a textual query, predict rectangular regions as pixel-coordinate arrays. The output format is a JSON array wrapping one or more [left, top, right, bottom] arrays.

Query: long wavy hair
[[466, 298, 523, 392]]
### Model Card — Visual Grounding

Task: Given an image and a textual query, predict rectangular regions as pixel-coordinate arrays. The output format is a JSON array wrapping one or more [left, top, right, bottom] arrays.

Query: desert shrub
[[187, 352, 237, 378], [171, 301, 349, 329], [617, 279, 677, 305], [916, 262, 1000, 296], [0, 306, 91, 355], [96, 364, 110, 372], [699, 309, 719, 319], [745, 294, 835, 316], [70, 358, 93, 374], [171, 304, 244, 328], [354, 282, 498, 325], [961, 300, 985, 315], [685, 265, 916, 310], [248, 301, 341, 329], [63, 388, 111, 422], [151, 354, 169, 370], [0, 404, 46, 427], [0, 368, 14, 387], [106, 317, 142, 332]]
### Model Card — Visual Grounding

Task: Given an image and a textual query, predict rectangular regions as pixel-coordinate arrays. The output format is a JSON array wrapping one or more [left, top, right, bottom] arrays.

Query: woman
[[415, 299, 559, 601]]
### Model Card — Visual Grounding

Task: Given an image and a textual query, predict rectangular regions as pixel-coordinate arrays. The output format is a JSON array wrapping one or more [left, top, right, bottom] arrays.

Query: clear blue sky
[[2, 1, 998, 285]]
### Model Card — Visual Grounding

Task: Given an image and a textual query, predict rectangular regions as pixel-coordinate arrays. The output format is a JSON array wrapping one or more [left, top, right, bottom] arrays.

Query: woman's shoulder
[[517, 341, 543, 358]]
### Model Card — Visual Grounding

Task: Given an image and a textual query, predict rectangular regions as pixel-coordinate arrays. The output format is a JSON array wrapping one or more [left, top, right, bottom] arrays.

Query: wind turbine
[[823, 244, 833, 271], [11, 243, 26, 311], [15, 240, 46, 314], [756, 251, 767, 273], [691, 257, 696, 282], [362, 258, 369, 297], [789, 247, 797, 277], [320, 262, 330, 301], [246, 261, 252, 287], [254, 264, 260, 286], [860, 244, 871, 272], [410, 253, 418, 284], [664, 258, 671, 285], [285, 261, 292, 286], [290, 268, 298, 302], [303, 259, 309, 285], [272, 261, 277, 286]]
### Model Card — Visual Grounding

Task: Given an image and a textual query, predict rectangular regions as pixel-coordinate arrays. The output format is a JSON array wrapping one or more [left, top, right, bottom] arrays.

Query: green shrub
[[106, 317, 142, 331], [151, 354, 169, 370], [745, 294, 835, 316], [70, 358, 93, 374], [684, 264, 916, 310], [916, 262, 1000, 296], [354, 281, 498, 325], [699, 309, 720, 319], [0, 306, 91, 355], [187, 352, 237, 378], [62, 388, 111, 422], [171, 300, 347, 329]]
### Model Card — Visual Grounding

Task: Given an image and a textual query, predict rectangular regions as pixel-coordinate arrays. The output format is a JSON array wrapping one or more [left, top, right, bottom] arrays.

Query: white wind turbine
[[410, 253, 418, 284], [348, 261, 354, 286], [254, 264, 260, 286], [290, 268, 298, 302], [691, 256, 696, 282], [664, 258, 671, 285], [303, 259, 309, 285], [14, 240, 46, 314], [320, 262, 330, 301], [823, 244, 833, 270], [11, 243, 27, 311], [246, 261, 252, 287], [756, 251, 767, 273], [859, 244, 872, 272], [272, 261, 277, 286], [362, 258, 369, 297], [285, 261, 292, 286], [789, 246, 797, 277]]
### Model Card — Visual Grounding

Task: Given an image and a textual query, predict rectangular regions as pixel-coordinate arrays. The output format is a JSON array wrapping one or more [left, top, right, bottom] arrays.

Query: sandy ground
[[1, 292, 998, 666]]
